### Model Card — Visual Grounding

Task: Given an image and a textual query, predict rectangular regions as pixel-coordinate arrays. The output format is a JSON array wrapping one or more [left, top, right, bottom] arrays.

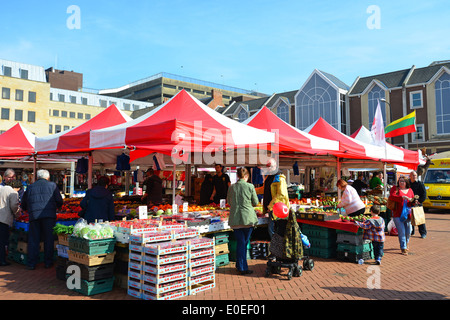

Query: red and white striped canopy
[[0, 123, 35, 158]]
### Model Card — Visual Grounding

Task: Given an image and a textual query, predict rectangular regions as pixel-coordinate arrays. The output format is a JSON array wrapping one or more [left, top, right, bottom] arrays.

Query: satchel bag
[[411, 206, 426, 226], [386, 198, 397, 211]]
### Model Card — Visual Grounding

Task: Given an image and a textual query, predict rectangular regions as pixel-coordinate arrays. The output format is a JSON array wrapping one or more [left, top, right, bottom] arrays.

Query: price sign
[[183, 202, 189, 213], [138, 206, 148, 220], [307, 198, 311, 204], [220, 199, 226, 209], [172, 204, 178, 215]]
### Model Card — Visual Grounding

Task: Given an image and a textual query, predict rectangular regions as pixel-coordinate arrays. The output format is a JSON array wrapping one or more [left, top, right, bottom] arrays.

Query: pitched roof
[[319, 70, 350, 91]]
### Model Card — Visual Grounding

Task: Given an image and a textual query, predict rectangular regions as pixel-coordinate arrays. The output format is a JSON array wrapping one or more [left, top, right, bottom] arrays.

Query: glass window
[[3, 66, 12, 77], [424, 169, 450, 184], [81, 97, 87, 105], [368, 85, 386, 127], [55, 125, 61, 133], [70, 112, 76, 118], [58, 94, 65, 102], [15, 89, 24, 101], [1, 108, 10, 120], [70, 95, 77, 103], [61, 111, 67, 117], [15, 109, 23, 121], [28, 91, 36, 103], [20, 69, 28, 79], [411, 124, 424, 142], [77, 112, 83, 119], [295, 73, 339, 130], [99, 99, 107, 107], [410, 91, 423, 109], [238, 108, 248, 122], [64, 125, 70, 131], [2, 87, 10, 99], [28, 111, 36, 122], [435, 72, 450, 134], [52, 109, 59, 117], [85, 113, 91, 120], [123, 103, 130, 111], [49, 124, 53, 134], [276, 102, 289, 123]]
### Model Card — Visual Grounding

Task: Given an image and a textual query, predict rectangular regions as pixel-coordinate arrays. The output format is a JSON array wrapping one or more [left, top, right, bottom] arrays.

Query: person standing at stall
[[409, 170, 427, 239], [199, 173, 214, 205], [352, 174, 368, 196], [210, 164, 231, 204], [227, 167, 259, 275], [336, 179, 366, 217], [389, 177, 414, 255], [142, 169, 163, 206], [0, 181, 20, 266], [21, 169, 63, 270], [80, 176, 115, 224]]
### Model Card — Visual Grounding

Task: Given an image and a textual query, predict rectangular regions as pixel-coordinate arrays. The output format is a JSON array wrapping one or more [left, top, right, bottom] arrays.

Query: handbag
[[386, 198, 397, 211], [411, 206, 426, 226], [400, 199, 411, 223]]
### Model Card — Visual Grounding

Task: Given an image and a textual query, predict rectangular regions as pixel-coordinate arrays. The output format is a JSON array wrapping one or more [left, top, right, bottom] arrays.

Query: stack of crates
[[55, 232, 70, 280], [336, 229, 374, 263], [207, 232, 230, 268], [250, 241, 270, 259], [66, 235, 116, 296], [301, 224, 337, 258], [187, 237, 216, 295]]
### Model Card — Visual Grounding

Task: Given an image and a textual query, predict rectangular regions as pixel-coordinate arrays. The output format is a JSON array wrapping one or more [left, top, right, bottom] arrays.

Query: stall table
[[297, 218, 360, 233]]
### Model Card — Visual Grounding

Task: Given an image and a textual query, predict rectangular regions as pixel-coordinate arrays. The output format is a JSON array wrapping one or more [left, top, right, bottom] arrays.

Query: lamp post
[[380, 98, 394, 145]]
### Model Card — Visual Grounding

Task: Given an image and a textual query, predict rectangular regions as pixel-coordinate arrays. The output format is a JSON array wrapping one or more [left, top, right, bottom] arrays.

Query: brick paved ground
[[0, 210, 449, 302]]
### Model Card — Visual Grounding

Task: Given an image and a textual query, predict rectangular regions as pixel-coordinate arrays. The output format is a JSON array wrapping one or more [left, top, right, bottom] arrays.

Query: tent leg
[[337, 157, 341, 200], [383, 162, 387, 197], [70, 161, 75, 197], [32, 154, 37, 183], [88, 153, 93, 189], [172, 164, 176, 204]]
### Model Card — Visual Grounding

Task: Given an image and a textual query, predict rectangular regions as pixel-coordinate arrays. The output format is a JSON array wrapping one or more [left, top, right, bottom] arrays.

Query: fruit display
[[339, 214, 371, 222], [364, 195, 388, 205], [72, 219, 115, 240]]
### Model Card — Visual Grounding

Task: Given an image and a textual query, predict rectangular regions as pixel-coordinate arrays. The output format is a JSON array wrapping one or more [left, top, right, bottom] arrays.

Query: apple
[[165, 209, 173, 215], [155, 209, 164, 216]]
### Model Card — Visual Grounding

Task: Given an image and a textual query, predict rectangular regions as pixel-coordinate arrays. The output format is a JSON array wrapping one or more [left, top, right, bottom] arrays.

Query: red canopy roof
[[36, 104, 132, 154], [0, 123, 35, 157], [244, 106, 339, 154]]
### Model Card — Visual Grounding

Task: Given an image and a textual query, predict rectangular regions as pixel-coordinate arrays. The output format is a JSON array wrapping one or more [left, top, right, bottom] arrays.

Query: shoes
[[239, 270, 254, 275], [401, 249, 408, 255], [0, 261, 11, 266], [421, 235, 427, 239], [375, 260, 381, 265], [26, 265, 36, 270]]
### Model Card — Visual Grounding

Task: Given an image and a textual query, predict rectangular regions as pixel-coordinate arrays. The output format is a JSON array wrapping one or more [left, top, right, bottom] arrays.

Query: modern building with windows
[[0, 58, 152, 136], [348, 60, 450, 153]]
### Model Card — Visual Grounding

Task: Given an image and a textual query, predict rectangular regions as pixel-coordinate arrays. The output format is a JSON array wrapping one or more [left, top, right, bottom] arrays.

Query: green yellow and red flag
[[384, 111, 416, 138]]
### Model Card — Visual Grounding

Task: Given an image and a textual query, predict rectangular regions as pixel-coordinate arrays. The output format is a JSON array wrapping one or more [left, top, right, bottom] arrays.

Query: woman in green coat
[[227, 167, 259, 275]]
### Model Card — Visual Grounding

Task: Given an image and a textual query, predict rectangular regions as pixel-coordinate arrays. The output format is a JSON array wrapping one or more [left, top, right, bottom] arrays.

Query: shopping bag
[[386, 198, 397, 211], [411, 206, 426, 226], [400, 199, 411, 223], [387, 219, 398, 236]]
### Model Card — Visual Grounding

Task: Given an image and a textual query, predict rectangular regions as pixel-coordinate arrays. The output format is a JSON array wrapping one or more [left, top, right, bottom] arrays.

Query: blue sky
[[1, 0, 449, 95]]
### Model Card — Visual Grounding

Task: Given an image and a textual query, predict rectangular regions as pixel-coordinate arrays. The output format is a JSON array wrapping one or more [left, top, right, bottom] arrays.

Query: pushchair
[[265, 209, 314, 280]]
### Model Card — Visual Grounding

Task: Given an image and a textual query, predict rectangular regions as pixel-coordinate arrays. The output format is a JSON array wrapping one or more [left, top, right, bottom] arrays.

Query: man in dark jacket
[[142, 169, 163, 206], [409, 170, 427, 238], [21, 169, 63, 270], [80, 176, 115, 224]]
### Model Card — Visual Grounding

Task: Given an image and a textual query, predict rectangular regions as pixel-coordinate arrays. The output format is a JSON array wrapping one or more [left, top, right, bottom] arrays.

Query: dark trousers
[[372, 241, 384, 261], [234, 227, 253, 272], [0, 223, 10, 263], [411, 224, 427, 236], [348, 207, 366, 217], [28, 218, 56, 267]]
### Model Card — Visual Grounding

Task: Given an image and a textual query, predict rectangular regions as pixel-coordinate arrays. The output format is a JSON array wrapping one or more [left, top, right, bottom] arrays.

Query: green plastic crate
[[301, 225, 337, 239], [70, 277, 115, 296], [68, 236, 116, 255], [307, 236, 337, 249], [336, 250, 374, 263], [215, 253, 230, 268], [304, 246, 336, 259], [337, 242, 372, 255], [228, 239, 250, 261]]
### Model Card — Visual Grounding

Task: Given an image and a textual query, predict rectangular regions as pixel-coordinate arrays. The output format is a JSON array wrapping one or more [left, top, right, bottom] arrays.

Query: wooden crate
[[68, 250, 116, 266], [214, 243, 229, 256]]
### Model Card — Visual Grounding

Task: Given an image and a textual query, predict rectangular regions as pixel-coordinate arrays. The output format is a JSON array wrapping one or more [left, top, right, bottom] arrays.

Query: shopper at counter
[[336, 179, 366, 217], [80, 176, 115, 224], [21, 169, 63, 270], [210, 164, 230, 204], [352, 174, 368, 196], [199, 173, 214, 205], [227, 167, 259, 275], [142, 169, 163, 206], [0, 181, 20, 266]]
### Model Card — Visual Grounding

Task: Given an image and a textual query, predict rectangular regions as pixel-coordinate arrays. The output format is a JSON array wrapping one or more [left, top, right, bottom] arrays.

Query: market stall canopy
[[0, 123, 35, 158], [305, 118, 420, 169], [243, 106, 340, 155], [88, 90, 276, 163], [35, 104, 132, 154], [350, 125, 422, 169]]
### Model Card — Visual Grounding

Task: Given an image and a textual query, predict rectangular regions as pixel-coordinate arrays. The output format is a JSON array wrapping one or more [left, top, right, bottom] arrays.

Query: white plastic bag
[[387, 219, 398, 236]]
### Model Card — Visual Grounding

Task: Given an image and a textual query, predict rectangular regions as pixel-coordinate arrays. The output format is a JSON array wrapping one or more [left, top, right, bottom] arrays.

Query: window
[[49, 124, 53, 134], [193, 89, 205, 94], [3, 66, 11, 77], [15, 109, 23, 121], [123, 103, 130, 111], [28, 91, 36, 103], [61, 111, 67, 117], [2, 87, 10, 99], [99, 99, 107, 107], [276, 102, 289, 123], [163, 84, 177, 89], [435, 72, 450, 134], [368, 85, 386, 127], [58, 94, 65, 102], [237, 108, 248, 122], [85, 113, 91, 120], [70, 112, 76, 118], [64, 125, 70, 131], [1, 108, 10, 120], [55, 125, 61, 133], [411, 124, 424, 142], [70, 95, 77, 103], [295, 72, 339, 130], [77, 112, 83, 119], [50, 92, 53, 100], [15, 89, 24, 101], [109, 101, 116, 106], [81, 97, 87, 105], [133, 104, 140, 111], [52, 109, 59, 117], [28, 111, 36, 122], [20, 69, 28, 79], [410, 91, 423, 109]]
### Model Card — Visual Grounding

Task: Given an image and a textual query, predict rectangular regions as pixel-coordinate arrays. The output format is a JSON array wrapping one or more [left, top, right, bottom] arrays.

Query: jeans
[[0, 223, 10, 263], [372, 241, 384, 261], [393, 217, 411, 250], [233, 227, 253, 272], [28, 218, 56, 267]]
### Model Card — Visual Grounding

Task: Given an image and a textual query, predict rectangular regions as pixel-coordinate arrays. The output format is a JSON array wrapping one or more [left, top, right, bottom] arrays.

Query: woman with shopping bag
[[388, 177, 414, 255]]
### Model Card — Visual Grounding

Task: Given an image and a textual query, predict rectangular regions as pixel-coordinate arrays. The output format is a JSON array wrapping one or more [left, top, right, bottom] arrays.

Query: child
[[354, 205, 385, 265]]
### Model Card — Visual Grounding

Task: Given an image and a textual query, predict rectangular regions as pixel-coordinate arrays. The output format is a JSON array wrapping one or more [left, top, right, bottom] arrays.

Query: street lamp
[[380, 98, 394, 144]]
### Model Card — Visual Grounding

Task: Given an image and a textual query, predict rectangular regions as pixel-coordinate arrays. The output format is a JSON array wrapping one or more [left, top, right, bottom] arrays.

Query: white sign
[[183, 202, 189, 213], [172, 204, 178, 215], [138, 206, 148, 220], [220, 199, 226, 209]]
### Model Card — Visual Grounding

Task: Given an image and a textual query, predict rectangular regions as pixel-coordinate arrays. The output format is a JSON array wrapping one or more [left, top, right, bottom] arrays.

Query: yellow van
[[422, 158, 450, 210]]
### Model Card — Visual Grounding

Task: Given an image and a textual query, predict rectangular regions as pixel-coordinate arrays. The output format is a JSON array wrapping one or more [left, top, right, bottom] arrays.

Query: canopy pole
[[383, 162, 387, 197], [337, 157, 341, 200], [88, 152, 93, 189], [172, 164, 176, 204], [70, 161, 75, 197], [32, 154, 37, 183]]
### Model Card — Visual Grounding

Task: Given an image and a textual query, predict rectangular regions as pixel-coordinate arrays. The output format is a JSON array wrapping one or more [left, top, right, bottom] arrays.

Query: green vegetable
[[53, 224, 74, 235]]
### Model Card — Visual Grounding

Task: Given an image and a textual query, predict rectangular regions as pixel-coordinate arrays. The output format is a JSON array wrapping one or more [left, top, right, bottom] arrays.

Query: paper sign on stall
[[220, 199, 226, 209], [183, 202, 189, 213], [138, 206, 148, 219], [172, 204, 178, 215]]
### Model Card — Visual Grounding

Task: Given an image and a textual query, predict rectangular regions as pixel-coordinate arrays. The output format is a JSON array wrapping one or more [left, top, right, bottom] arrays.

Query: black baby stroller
[[265, 209, 314, 280]]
